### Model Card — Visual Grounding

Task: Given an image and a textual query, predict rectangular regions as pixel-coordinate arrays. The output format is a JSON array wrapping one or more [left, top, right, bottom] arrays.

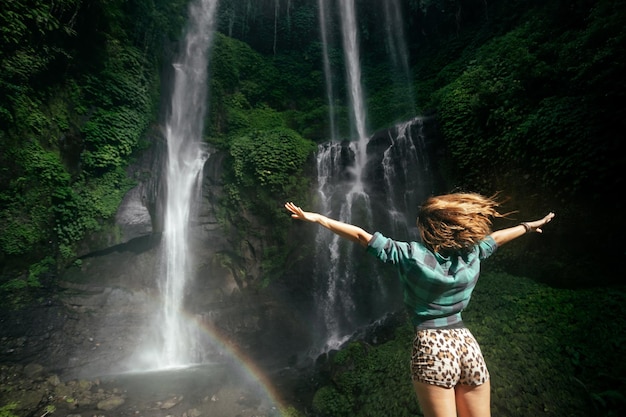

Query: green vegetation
[[208, 32, 335, 142], [312, 272, 626, 416], [220, 124, 315, 285], [0, 0, 187, 298], [279, 406, 306, 417], [205, 33, 320, 286], [312, 326, 420, 417], [0, 0, 325, 298], [420, 1, 624, 202], [230, 128, 314, 194], [0, 402, 18, 417], [409, 0, 624, 286]]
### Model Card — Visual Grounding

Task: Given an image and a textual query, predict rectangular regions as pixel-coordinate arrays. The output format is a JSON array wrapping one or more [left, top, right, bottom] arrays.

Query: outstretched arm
[[490, 212, 555, 247], [284, 202, 373, 247]]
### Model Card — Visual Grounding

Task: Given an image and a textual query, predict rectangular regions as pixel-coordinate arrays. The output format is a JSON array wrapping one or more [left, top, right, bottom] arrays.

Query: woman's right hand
[[284, 202, 373, 246], [285, 202, 318, 223]]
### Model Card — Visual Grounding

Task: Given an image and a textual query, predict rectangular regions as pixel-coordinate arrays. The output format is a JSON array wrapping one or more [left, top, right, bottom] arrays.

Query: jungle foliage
[[204, 33, 319, 284], [421, 0, 625, 202], [0, 0, 188, 293], [0, 0, 620, 308], [312, 325, 420, 417], [410, 0, 625, 284]]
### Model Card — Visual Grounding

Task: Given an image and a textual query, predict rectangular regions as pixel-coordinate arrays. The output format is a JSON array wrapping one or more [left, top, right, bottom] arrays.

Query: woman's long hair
[[417, 193, 505, 253]]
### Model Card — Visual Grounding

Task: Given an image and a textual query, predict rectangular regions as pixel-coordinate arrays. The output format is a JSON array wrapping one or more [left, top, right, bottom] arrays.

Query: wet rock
[[47, 374, 61, 386], [55, 382, 72, 398], [186, 408, 202, 417], [77, 379, 93, 391], [23, 363, 44, 378], [160, 395, 183, 409], [96, 395, 125, 410], [115, 185, 153, 242]]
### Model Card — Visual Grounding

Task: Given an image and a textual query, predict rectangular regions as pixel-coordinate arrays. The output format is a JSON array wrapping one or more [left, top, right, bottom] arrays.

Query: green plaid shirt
[[367, 232, 498, 328]]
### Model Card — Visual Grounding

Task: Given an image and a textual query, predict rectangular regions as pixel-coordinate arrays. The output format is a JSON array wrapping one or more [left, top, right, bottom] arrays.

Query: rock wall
[[9, 132, 310, 379]]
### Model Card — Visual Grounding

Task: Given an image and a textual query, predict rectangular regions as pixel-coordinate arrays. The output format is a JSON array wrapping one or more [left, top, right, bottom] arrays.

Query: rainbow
[[119, 305, 293, 415], [195, 315, 289, 412]]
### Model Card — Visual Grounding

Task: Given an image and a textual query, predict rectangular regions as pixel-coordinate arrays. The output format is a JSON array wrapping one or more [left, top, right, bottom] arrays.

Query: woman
[[285, 193, 555, 417]]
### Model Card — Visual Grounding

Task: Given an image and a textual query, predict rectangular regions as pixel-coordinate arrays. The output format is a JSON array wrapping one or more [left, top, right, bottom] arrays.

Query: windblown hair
[[417, 192, 504, 253]]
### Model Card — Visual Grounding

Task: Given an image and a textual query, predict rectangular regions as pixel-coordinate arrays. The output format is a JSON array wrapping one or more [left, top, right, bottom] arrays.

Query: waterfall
[[318, 0, 338, 141], [153, 0, 219, 369], [309, 0, 373, 355], [312, 142, 359, 351], [310, 1, 433, 357], [381, 118, 432, 240], [273, 0, 279, 54], [382, 0, 415, 109], [338, 0, 368, 173], [311, 119, 432, 354]]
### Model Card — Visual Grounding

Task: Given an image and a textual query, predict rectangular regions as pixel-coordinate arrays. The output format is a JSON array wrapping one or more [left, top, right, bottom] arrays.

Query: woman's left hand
[[525, 212, 556, 233]]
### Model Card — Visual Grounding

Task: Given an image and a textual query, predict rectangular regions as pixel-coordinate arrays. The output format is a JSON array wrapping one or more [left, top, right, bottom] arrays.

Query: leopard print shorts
[[411, 328, 489, 388]]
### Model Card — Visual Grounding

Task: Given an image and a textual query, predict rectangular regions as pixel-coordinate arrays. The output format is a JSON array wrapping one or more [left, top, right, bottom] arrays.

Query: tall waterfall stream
[[310, 0, 432, 356]]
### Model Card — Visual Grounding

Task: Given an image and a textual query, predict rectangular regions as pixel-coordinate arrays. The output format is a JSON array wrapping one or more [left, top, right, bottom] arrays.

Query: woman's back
[[367, 232, 498, 328]]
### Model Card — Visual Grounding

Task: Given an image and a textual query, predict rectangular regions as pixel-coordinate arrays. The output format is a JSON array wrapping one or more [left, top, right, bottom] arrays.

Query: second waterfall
[[310, 0, 435, 356]]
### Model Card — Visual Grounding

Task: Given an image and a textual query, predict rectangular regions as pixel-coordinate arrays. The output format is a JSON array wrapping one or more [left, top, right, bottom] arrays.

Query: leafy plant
[[230, 128, 315, 194], [0, 402, 18, 417], [40, 404, 56, 417], [311, 324, 421, 417], [312, 385, 354, 417]]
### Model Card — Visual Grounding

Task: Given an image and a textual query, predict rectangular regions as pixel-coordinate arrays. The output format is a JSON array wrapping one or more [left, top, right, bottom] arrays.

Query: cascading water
[[339, 0, 368, 162], [318, 0, 338, 141], [312, 143, 354, 351], [311, 1, 434, 357], [309, 0, 373, 354], [381, 118, 431, 238], [149, 0, 219, 369], [382, 0, 415, 109]]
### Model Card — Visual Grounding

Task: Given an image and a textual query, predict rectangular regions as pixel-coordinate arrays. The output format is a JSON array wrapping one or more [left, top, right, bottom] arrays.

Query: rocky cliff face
[[0, 131, 310, 381]]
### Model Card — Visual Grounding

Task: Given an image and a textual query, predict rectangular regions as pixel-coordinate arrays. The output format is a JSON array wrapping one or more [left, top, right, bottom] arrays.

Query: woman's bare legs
[[413, 380, 491, 417], [455, 380, 491, 417], [413, 381, 457, 417]]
